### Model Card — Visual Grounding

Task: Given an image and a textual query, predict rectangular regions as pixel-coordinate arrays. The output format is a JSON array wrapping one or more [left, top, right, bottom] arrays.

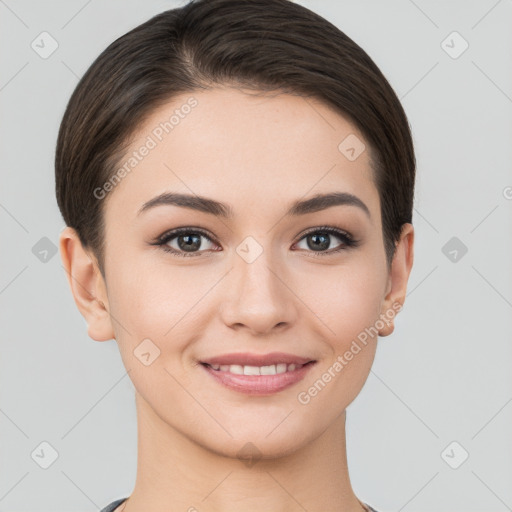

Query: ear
[[59, 226, 115, 342], [378, 223, 414, 337]]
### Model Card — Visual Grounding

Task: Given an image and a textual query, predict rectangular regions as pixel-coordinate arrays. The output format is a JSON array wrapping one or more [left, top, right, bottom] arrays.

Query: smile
[[206, 362, 305, 375], [200, 359, 316, 395]]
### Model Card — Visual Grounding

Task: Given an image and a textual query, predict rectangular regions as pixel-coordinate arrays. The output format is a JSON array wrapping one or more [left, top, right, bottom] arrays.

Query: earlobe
[[378, 223, 415, 337], [59, 226, 115, 342]]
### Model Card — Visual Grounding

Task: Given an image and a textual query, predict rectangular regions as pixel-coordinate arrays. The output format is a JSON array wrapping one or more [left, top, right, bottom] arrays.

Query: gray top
[[100, 498, 127, 512], [100, 497, 380, 511]]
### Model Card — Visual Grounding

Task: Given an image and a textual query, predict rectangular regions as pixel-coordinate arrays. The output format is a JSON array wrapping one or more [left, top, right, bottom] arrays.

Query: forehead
[[104, 87, 379, 224]]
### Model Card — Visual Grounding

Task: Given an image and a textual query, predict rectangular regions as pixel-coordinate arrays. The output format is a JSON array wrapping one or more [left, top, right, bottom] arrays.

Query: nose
[[218, 244, 298, 336]]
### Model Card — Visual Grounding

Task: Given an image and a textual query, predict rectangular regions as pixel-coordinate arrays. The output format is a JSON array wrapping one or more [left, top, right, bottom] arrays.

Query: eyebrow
[[137, 191, 371, 219]]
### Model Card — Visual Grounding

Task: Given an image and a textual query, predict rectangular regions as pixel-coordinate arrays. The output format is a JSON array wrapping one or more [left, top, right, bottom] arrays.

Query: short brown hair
[[55, 0, 415, 276]]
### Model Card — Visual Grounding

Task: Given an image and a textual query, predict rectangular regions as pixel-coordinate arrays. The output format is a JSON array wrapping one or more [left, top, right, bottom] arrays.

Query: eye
[[293, 226, 359, 257], [154, 227, 219, 258]]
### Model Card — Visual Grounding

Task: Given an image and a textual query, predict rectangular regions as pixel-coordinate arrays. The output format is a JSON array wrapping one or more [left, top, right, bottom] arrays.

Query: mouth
[[199, 352, 317, 395], [202, 361, 313, 375]]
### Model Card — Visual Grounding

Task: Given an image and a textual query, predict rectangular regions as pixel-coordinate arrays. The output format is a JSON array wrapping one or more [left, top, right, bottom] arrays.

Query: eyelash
[[151, 226, 360, 258]]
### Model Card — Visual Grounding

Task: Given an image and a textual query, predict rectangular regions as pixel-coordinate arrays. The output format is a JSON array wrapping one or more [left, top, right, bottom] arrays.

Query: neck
[[122, 392, 366, 512]]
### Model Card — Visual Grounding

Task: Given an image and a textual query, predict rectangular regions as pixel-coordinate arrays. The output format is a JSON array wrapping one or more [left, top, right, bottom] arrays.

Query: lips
[[199, 352, 317, 395]]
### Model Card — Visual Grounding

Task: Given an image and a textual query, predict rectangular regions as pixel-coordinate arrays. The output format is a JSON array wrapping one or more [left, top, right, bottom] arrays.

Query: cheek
[[299, 260, 385, 345], [296, 268, 382, 412], [106, 257, 218, 353], [105, 263, 200, 407]]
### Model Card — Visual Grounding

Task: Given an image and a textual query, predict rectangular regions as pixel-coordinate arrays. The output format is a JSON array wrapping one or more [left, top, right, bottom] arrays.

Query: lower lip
[[200, 362, 316, 395]]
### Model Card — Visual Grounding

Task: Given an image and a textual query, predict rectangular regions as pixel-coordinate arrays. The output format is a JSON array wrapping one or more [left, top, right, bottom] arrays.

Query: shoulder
[[100, 497, 128, 512]]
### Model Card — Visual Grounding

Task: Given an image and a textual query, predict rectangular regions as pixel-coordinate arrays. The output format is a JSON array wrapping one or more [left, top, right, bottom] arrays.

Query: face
[[82, 87, 410, 458]]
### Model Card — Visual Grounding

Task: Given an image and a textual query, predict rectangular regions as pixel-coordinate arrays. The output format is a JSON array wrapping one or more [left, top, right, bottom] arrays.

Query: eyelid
[[297, 225, 354, 241], [154, 226, 216, 245]]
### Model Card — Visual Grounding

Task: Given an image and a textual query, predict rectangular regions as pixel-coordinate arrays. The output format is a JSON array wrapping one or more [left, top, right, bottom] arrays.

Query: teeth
[[208, 363, 304, 375], [243, 365, 261, 375], [230, 365, 244, 375], [260, 365, 277, 375], [276, 363, 287, 374]]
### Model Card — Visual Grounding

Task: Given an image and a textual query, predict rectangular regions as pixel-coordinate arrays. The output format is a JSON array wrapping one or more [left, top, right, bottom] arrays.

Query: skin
[[60, 86, 414, 512]]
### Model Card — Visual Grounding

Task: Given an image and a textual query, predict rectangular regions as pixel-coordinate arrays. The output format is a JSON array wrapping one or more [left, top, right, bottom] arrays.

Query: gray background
[[1, 0, 511, 511]]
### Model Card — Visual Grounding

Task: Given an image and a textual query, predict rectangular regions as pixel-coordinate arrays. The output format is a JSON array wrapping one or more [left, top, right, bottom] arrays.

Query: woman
[[55, 0, 415, 510]]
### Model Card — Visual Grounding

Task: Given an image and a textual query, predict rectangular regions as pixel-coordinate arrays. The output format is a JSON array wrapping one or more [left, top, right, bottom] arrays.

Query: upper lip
[[201, 352, 315, 367]]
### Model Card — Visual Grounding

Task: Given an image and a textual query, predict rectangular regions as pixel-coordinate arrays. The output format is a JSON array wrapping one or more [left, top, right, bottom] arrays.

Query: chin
[[200, 426, 312, 462]]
